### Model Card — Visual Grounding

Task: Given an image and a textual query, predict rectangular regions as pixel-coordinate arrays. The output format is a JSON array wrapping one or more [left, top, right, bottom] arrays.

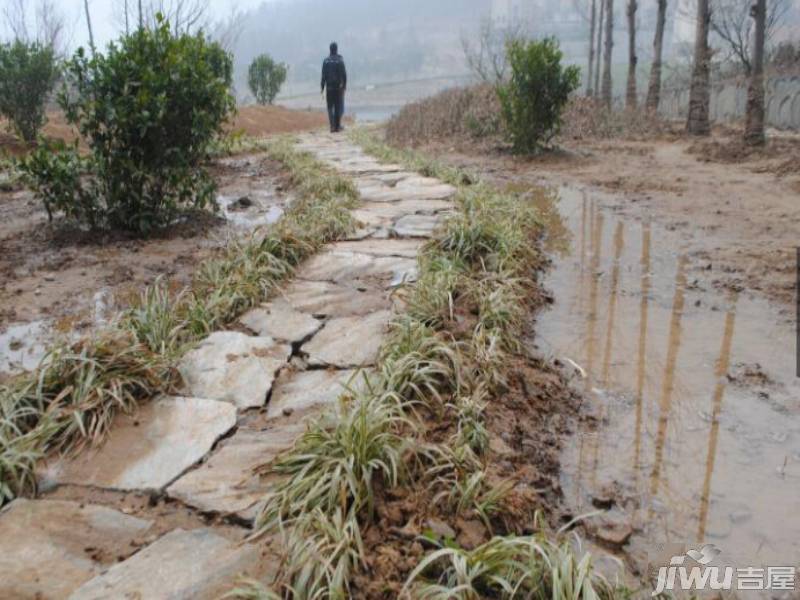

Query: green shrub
[[497, 37, 580, 153], [0, 41, 59, 143], [247, 54, 287, 105], [22, 19, 235, 234]]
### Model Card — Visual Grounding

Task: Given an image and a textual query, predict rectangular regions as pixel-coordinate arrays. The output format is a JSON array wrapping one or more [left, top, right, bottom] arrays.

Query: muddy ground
[[0, 106, 328, 378], [419, 126, 800, 314]]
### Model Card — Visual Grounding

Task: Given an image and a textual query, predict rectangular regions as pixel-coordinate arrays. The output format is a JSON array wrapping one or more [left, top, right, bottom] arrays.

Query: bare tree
[[744, 0, 766, 144], [626, 0, 638, 108], [686, 0, 712, 134], [84, 0, 95, 55], [595, 0, 605, 96], [587, 0, 597, 95], [2, 0, 67, 52], [210, 6, 246, 52], [645, 0, 668, 111], [601, 0, 614, 107], [711, 0, 790, 75], [116, 0, 210, 35], [461, 17, 526, 84]]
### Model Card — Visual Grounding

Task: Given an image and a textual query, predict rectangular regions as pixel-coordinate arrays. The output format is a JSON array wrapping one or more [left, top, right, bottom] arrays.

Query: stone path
[[0, 132, 457, 599]]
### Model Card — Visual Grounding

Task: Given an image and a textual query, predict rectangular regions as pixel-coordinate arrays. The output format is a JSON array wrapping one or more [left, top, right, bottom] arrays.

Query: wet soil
[[410, 138, 800, 584], [420, 130, 800, 313], [0, 153, 290, 379]]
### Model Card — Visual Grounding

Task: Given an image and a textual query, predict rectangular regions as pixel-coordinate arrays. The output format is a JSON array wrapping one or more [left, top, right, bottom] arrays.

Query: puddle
[[534, 186, 800, 573], [218, 192, 285, 228], [0, 320, 50, 375]]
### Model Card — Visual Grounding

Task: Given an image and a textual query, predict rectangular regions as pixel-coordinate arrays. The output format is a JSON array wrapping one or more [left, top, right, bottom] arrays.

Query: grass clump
[[404, 532, 619, 599], [0, 137, 359, 507]]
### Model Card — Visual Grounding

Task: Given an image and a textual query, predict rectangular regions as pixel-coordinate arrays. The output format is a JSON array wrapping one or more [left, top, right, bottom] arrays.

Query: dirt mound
[[229, 105, 327, 137], [687, 135, 800, 170]]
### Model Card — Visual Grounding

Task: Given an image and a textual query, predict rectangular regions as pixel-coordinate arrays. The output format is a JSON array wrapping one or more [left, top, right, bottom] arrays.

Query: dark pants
[[326, 88, 344, 132]]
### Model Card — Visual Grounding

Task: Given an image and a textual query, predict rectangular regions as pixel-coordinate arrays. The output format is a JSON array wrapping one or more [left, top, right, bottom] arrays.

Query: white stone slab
[[329, 238, 424, 258], [267, 368, 364, 418], [68, 528, 262, 600], [167, 423, 306, 516], [392, 213, 446, 238], [279, 279, 391, 317], [0, 499, 152, 600], [43, 396, 236, 491], [179, 331, 291, 409], [303, 311, 391, 367], [296, 250, 416, 284], [239, 302, 322, 343]]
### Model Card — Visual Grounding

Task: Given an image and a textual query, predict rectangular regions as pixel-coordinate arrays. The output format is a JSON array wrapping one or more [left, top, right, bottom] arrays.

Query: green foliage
[[0, 41, 59, 143], [497, 37, 580, 153], [247, 54, 287, 105], [22, 19, 235, 234]]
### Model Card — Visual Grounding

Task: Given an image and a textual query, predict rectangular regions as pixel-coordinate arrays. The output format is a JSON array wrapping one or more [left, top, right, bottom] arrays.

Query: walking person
[[321, 42, 347, 133]]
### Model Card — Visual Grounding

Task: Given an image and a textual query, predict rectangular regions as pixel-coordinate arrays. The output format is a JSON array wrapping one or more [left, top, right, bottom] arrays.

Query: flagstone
[[43, 396, 236, 491], [68, 528, 262, 600], [179, 331, 291, 410], [0, 499, 152, 600], [303, 310, 391, 367], [167, 422, 306, 517], [239, 303, 322, 344]]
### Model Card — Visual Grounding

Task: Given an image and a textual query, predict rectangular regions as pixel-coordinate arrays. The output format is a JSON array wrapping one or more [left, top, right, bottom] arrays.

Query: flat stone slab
[[357, 199, 454, 220], [392, 213, 446, 238], [267, 368, 365, 418], [179, 331, 291, 409], [357, 179, 456, 203], [279, 279, 391, 317], [167, 422, 306, 517], [303, 310, 391, 367], [296, 250, 416, 284], [68, 528, 262, 600], [329, 238, 424, 258], [240, 302, 322, 343], [44, 396, 236, 491], [0, 499, 152, 600]]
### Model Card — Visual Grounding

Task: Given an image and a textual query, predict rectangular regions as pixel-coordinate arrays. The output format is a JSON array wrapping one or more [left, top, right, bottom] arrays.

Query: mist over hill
[[232, 0, 492, 95]]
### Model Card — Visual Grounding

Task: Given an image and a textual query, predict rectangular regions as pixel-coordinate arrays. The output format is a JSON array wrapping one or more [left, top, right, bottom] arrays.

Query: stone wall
[[660, 76, 800, 130]]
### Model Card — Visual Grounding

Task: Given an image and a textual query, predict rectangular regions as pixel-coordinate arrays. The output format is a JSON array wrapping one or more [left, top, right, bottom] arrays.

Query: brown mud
[[0, 153, 291, 379], [404, 135, 800, 584]]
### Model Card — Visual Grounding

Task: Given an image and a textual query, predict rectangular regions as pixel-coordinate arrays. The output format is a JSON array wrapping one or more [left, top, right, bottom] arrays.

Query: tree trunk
[[84, 0, 96, 55], [626, 0, 638, 109], [744, 0, 766, 145], [686, 0, 712, 135], [645, 0, 668, 112], [595, 0, 605, 97], [601, 0, 614, 108], [587, 0, 597, 96]]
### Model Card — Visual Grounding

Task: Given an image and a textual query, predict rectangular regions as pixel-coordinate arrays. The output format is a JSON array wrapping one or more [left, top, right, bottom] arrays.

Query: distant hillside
[[232, 0, 491, 95]]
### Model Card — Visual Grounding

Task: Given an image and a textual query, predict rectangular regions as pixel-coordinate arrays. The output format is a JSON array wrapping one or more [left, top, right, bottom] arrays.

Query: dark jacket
[[321, 54, 347, 92]]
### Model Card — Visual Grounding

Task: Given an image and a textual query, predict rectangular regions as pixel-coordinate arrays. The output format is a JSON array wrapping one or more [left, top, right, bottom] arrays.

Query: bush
[[386, 85, 502, 147], [248, 54, 287, 105], [497, 37, 580, 153], [22, 19, 235, 234], [0, 41, 59, 143]]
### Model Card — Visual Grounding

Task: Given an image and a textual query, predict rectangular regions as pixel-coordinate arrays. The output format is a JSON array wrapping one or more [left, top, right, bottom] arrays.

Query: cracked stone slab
[[0, 499, 152, 600], [296, 250, 416, 285], [279, 279, 391, 317], [240, 302, 322, 344], [357, 179, 456, 203], [329, 238, 424, 258], [336, 160, 405, 174], [167, 422, 306, 517], [179, 331, 291, 409], [267, 368, 367, 418], [303, 310, 392, 367], [68, 528, 263, 600], [42, 396, 237, 491], [356, 199, 454, 220], [392, 213, 446, 238]]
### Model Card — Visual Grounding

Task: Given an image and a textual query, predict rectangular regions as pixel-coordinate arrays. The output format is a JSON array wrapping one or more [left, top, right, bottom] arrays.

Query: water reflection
[[536, 185, 800, 570], [697, 298, 738, 541]]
